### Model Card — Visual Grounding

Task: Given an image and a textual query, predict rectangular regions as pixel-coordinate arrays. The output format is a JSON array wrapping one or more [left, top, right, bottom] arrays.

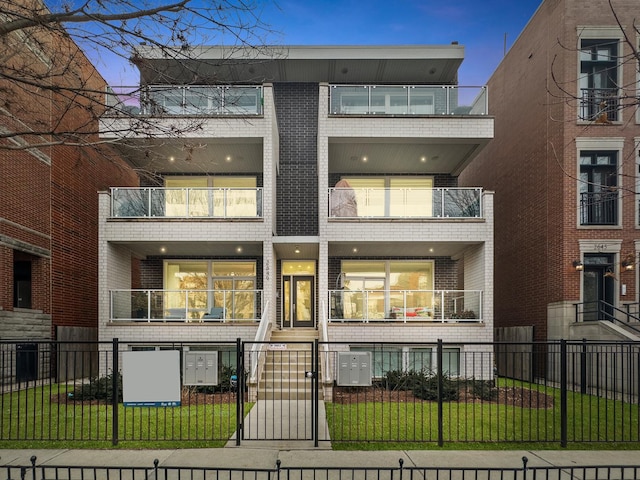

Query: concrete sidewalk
[[0, 448, 639, 469]]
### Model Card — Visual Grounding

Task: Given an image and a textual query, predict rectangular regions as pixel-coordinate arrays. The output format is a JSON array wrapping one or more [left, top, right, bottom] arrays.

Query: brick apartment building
[[97, 44, 495, 389], [0, 0, 138, 343], [459, 0, 640, 343]]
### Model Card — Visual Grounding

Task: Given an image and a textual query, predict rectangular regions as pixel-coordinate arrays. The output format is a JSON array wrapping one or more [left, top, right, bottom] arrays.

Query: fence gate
[[241, 341, 319, 442]]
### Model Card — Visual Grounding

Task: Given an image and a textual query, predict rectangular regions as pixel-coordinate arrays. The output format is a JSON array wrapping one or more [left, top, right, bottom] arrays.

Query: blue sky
[[94, 0, 543, 87], [257, 0, 542, 85]]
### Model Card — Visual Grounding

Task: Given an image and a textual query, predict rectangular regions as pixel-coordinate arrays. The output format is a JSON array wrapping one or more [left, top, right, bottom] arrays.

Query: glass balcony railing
[[329, 289, 482, 323], [329, 187, 482, 219], [110, 187, 263, 219], [329, 85, 488, 116], [105, 85, 263, 116], [110, 289, 263, 322]]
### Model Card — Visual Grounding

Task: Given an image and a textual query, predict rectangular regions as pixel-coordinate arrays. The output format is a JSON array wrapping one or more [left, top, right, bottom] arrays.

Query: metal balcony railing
[[328, 187, 482, 219], [110, 289, 263, 322], [110, 187, 263, 219], [329, 289, 482, 323], [579, 191, 618, 225], [329, 85, 488, 116], [104, 85, 263, 116], [579, 87, 620, 122]]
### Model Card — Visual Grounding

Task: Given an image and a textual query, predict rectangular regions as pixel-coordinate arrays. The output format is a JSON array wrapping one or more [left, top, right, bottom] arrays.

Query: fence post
[[437, 338, 444, 447], [236, 337, 242, 446], [314, 339, 319, 448], [560, 339, 567, 448], [580, 339, 587, 395], [112, 337, 119, 446]]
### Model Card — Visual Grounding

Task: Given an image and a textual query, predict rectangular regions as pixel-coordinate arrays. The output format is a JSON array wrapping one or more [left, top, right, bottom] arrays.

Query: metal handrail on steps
[[574, 300, 640, 335]]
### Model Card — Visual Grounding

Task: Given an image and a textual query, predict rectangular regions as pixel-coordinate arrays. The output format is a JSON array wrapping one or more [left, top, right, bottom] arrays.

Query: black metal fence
[[1, 339, 639, 446], [3, 456, 640, 480]]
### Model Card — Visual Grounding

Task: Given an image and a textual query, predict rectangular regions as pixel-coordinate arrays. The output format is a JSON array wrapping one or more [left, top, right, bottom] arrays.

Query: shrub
[[412, 373, 459, 401], [385, 369, 426, 391], [70, 371, 123, 402], [470, 379, 498, 401]]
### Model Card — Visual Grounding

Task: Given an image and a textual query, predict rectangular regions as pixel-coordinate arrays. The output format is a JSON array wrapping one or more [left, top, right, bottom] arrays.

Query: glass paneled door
[[283, 276, 314, 327], [583, 254, 615, 321]]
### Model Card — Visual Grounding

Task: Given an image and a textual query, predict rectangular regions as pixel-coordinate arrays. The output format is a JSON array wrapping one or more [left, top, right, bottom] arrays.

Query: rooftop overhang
[[132, 45, 464, 85]]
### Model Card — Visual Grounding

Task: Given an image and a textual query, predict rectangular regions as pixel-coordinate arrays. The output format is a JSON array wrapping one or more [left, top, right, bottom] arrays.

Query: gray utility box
[[183, 352, 218, 386], [337, 352, 372, 386]]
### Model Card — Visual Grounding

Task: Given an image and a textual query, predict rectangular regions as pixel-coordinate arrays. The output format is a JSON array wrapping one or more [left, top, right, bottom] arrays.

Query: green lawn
[[325, 378, 640, 448], [2, 379, 639, 450], [1, 383, 251, 447]]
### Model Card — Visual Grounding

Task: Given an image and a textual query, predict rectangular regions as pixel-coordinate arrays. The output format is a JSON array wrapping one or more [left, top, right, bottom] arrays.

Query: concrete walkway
[[227, 399, 331, 448], [0, 448, 639, 469]]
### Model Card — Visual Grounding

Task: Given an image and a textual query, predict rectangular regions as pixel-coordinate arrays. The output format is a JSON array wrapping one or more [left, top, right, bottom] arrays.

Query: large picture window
[[164, 176, 258, 218], [341, 260, 434, 319], [341, 177, 434, 218], [163, 260, 256, 320]]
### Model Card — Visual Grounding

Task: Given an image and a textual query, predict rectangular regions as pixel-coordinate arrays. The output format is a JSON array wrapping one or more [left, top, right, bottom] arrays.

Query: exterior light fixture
[[294, 246, 300, 254], [572, 260, 583, 271], [622, 259, 634, 271]]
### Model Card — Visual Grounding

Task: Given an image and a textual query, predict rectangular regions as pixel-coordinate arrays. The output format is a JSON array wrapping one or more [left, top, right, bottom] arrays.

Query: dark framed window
[[579, 39, 619, 121], [579, 151, 618, 225]]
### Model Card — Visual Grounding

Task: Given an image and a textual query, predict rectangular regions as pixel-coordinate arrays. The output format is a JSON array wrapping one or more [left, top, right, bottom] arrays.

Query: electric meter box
[[183, 352, 218, 386], [337, 352, 372, 386]]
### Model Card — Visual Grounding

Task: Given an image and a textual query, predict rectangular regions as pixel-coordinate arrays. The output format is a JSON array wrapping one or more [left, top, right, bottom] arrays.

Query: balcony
[[329, 289, 482, 323], [110, 187, 263, 219], [110, 289, 263, 322], [579, 88, 620, 122], [329, 187, 482, 219], [329, 85, 488, 116], [580, 191, 618, 226], [104, 85, 263, 116]]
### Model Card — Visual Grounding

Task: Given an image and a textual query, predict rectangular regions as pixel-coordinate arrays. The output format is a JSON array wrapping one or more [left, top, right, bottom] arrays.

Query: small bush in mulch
[[333, 370, 554, 409], [411, 373, 459, 401], [384, 369, 425, 391], [466, 379, 499, 401], [69, 371, 122, 402]]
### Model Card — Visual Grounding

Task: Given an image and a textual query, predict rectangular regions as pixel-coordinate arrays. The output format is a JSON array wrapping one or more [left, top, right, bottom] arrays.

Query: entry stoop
[[258, 328, 322, 400]]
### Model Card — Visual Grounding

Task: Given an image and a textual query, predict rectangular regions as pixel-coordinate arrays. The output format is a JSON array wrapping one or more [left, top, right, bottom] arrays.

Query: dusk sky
[[95, 0, 543, 87]]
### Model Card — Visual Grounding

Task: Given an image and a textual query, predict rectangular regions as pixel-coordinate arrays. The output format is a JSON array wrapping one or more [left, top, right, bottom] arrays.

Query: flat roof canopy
[[132, 44, 465, 84]]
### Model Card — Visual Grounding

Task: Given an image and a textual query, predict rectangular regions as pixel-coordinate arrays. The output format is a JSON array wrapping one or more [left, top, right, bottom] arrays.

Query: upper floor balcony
[[110, 187, 263, 219], [329, 85, 488, 116], [104, 85, 263, 117], [329, 187, 482, 219], [579, 87, 620, 122]]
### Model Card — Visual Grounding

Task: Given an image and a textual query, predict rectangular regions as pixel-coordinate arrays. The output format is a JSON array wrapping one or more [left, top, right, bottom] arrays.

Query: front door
[[583, 254, 615, 321], [283, 276, 314, 327]]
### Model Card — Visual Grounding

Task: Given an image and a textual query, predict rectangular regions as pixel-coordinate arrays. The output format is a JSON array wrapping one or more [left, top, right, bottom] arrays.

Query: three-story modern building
[[98, 45, 494, 385]]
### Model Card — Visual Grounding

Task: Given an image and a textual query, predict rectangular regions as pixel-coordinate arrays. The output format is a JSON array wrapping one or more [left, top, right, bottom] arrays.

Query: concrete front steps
[[257, 328, 322, 400]]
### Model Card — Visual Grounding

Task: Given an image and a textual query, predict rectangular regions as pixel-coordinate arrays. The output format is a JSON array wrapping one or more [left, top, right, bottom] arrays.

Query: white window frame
[[575, 137, 624, 229], [576, 26, 624, 124]]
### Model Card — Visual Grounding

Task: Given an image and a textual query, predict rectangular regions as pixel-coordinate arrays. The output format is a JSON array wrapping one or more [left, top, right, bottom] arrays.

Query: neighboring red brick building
[[0, 0, 138, 341], [459, 0, 640, 342]]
